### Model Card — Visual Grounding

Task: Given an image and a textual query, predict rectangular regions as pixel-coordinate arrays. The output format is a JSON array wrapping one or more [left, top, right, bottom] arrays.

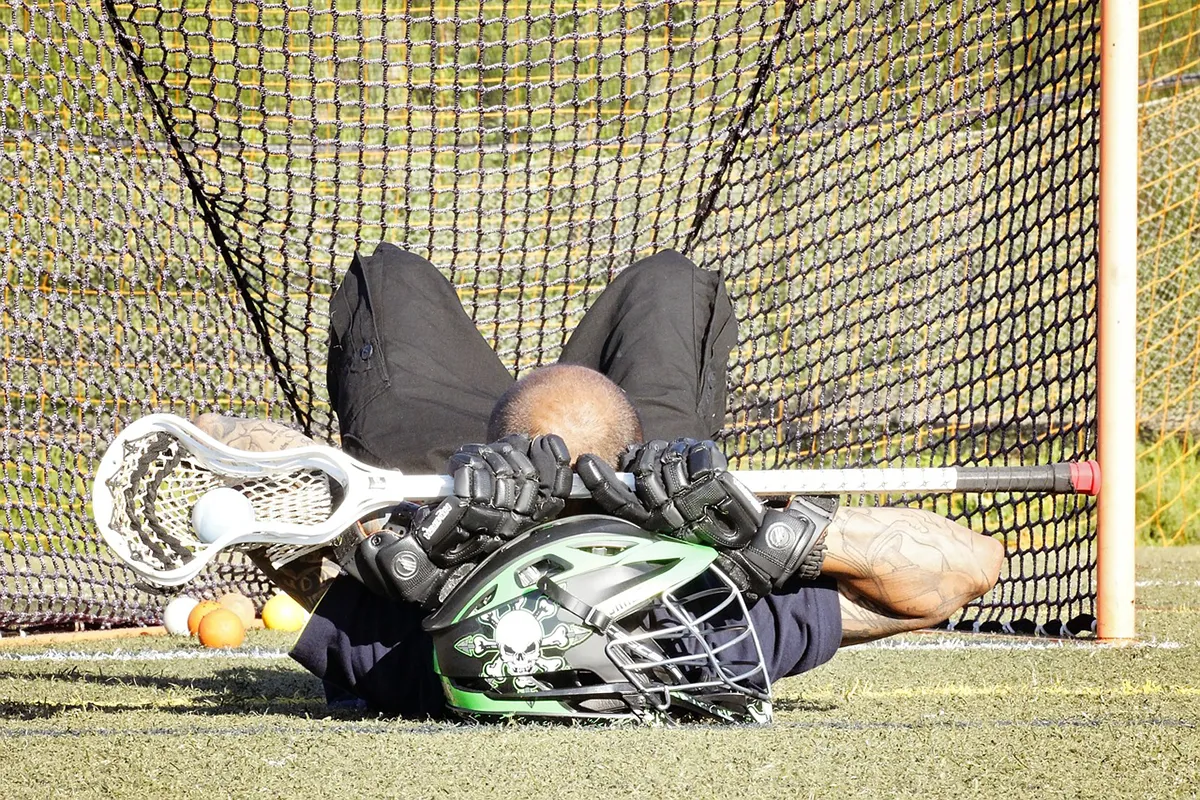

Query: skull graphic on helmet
[[454, 595, 592, 689]]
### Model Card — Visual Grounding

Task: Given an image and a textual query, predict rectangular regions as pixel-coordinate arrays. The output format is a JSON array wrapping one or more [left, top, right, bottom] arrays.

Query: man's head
[[488, 364, 643, 464]]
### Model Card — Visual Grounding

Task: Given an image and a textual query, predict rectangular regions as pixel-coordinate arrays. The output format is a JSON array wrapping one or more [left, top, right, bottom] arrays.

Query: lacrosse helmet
[[423, 515, 772, 723]]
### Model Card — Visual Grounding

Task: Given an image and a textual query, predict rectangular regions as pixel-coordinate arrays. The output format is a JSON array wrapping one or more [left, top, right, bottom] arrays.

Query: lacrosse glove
[[340, 508, 475, 609], [577, 438, 834, 601], [409, 433, 573, 568]]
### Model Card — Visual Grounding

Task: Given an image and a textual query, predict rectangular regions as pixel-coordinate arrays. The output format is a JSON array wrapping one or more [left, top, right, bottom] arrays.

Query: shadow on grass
[[0, 665, 383, 721], [0, 663, 845, 724]]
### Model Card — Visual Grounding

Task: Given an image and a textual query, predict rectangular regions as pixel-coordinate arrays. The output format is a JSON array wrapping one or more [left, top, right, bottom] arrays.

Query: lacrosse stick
[[92, 414, 1100, 587]]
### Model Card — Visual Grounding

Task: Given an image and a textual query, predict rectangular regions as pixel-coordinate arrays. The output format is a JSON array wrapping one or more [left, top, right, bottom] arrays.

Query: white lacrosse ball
[[191, 487, 256, 544], [162, 595, 199, 636]]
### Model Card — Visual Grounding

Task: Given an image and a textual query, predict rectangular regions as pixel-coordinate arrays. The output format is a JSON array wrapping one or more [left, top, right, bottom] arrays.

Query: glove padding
[[577, 438, 764, 545], [418, 433, 572, 566], [342, 524, 473, 609], [578, 439, 834, 601]]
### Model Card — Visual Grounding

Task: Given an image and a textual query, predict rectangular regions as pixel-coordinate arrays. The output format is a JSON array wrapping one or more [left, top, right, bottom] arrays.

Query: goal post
[[1096, 0, 1138, 642]]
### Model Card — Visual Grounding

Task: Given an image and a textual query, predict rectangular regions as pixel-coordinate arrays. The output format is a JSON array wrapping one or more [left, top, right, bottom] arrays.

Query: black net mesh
[[0, 0, 1098, 633]]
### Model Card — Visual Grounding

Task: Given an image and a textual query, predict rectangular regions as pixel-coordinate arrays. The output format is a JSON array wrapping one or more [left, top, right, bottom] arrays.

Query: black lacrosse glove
[[342, 514, 474, 610], [412, 433, 573, 567], [577, 439, 762, 542], [709, 496, 836, 602], [578, 438, 833, 601]]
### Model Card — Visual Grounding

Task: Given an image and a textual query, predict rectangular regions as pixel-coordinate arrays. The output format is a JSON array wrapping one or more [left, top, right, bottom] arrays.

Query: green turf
[[0, 546, 1195, 799]]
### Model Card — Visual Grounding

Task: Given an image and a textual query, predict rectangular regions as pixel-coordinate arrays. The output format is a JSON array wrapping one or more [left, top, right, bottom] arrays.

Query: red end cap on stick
[[1070, 460, 1101, 496]]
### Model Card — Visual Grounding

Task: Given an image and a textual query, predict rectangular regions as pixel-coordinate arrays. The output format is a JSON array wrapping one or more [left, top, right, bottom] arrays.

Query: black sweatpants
[[325, 243, 737, 473], [293, 244, 841, 716]]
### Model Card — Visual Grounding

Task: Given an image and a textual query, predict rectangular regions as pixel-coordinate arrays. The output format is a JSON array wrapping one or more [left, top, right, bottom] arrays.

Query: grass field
[[0, 545, 1194, 800], [0, 0, 1194, 745]]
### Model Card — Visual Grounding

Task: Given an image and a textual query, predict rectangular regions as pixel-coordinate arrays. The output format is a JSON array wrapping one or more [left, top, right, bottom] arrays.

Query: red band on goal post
[[1070, 461, 1101, 497]]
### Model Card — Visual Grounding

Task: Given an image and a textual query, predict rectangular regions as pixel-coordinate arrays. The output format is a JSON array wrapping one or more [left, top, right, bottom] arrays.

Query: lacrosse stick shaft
[[417, 461, 1101, 500]]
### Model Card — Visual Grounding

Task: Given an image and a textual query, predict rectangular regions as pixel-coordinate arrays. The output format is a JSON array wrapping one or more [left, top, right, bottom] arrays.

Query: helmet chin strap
[[536, 576, 613, 632]]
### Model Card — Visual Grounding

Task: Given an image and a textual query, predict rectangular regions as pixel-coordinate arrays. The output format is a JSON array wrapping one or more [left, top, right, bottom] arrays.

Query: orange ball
[[187, 600, 222, 635], [197, 608, 246, 649]]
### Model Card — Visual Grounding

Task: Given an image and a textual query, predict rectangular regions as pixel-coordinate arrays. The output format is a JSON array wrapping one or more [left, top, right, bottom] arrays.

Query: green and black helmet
[[423, 515, 772, 723]]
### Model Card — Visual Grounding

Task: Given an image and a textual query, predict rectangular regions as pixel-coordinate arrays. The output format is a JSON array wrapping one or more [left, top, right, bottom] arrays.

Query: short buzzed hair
[[488, 364, 643, 464]]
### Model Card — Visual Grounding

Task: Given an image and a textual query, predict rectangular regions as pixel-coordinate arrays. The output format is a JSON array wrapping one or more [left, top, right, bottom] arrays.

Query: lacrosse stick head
[[91, 414, 350, 586]]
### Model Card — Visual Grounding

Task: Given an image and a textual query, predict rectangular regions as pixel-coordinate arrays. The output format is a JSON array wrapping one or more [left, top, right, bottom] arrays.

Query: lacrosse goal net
[[0, 0, 1141, 635]]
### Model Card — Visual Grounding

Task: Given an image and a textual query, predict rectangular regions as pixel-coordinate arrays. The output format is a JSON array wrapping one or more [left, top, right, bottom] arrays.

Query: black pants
[[325, 243, 738, 473]]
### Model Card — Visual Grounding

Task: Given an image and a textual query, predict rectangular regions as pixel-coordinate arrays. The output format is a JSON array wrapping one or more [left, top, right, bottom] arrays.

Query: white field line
[[855, 636, 1183, 651], [1136, 580, 1200, 587], [0, 638, 1183, 663], [0, 646, 290, 662]]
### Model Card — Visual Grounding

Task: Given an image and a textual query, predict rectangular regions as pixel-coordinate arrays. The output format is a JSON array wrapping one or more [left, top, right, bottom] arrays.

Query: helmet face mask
[[424, 515, 772, 723], [604, 567, 772, 722]]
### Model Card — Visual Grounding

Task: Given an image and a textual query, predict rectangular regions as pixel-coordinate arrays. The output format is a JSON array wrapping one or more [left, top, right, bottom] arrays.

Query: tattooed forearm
[[193, 413, 315, 452], [822, 506, 1004, 643], [248, 549, 343, 612]]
